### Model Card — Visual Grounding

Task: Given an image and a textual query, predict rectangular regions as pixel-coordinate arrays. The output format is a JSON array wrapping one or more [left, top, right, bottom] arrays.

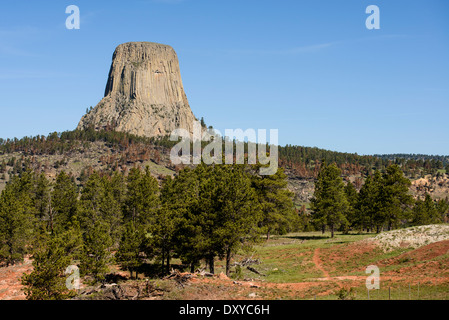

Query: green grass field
[[208, 231, 449, 300]]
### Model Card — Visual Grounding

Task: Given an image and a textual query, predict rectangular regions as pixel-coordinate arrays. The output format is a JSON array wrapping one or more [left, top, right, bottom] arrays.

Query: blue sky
[[0, 0, 448, 155]]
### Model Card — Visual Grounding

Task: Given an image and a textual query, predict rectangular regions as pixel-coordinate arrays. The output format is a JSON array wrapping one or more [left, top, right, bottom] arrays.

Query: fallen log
[[246, 266, 266, 276]]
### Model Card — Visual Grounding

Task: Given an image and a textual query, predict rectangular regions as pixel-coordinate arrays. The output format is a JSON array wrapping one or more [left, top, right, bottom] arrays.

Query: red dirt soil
[[0, 257, 33, 300], [2, 240, 449, 300], [384, 240, 449, 264]]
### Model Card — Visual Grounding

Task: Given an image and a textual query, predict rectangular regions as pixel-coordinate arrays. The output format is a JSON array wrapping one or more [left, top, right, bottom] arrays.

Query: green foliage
[[77, 172, 121, 282], [378, 165, 413, 230], [310, 163, 349, 237], [356, 172, 383, 232], [0, 146, 442, 296], [124, 166, 159, 225], [21, 227, 82, 300], [435, 198, 449, 222], [412, 193, 441, 225], [77, 171, 123, 246], [355, 165, 414, 232], [343, 181, 358, 233], [0, 173, 36, 266], [251, 166, 296, 240], [51, 171, 78, 233], [336, 287, 355, 300], [81, 220, 113, 283], [116, 221, 145, 278]]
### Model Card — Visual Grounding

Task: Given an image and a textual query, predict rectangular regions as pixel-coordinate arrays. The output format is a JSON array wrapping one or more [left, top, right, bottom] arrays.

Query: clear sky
[[0, 0, 448, 155]]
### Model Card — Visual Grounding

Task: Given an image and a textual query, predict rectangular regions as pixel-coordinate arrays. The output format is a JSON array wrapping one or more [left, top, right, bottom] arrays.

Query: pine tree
[[411, 193, 440, 225], [251, 166, 296, 240], [310, 163, 349, 238], [165, 167, 205, 273], [116, 221, 145, 279], [436, 197, 449, 223], [343, 181, 358, 233], [21, 227, 82, 300], [355, 174, 381, 232], [33, 173, 51, 227], [150, 204, 180, 274], [124, 166, 159, 225], [51, 171, 78, 233], [81, 220, 113, 283], [77, 172, 118, 283], [213, 164, 262, 276], [0, 174, 36, 266], [78, 172, 123, 246], [379, 165, 413, 230]]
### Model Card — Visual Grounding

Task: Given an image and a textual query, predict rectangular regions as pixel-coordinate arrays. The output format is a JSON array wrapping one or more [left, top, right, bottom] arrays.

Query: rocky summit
[[77, 42, 196, 137]]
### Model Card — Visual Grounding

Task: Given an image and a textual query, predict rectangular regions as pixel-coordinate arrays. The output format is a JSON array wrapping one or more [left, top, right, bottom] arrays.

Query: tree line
[[2, 128, 448, 180], [310, 163, 449, 237], [0, 163, 297, 299]]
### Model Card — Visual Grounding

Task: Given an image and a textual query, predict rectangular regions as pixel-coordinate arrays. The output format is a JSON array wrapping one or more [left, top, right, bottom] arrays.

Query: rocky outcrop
[[77, 42, 196, 137]]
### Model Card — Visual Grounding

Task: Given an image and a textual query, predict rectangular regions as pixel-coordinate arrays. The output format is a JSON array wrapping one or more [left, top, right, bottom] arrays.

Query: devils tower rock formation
[[77, 42, 196, 137]]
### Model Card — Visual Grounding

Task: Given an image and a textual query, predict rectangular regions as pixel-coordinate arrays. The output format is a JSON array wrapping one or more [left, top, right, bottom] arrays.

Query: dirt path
[[313, 248, 330, 279]]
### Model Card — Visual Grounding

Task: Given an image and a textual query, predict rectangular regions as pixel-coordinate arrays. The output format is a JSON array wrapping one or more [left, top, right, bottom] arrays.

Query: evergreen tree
[[51, 171, 78, 233], [124, 166, 159, 225], [310, 163, 349, 238], [379, 165, 413, 230], [411, 193, 440, 225], [81, 220, 113, 283], [436, 197, 449, 223], [213, 164, 262, 276], [33, 173, 52, 230], [116, 221, 145, 279], [355, 174, 381, 232], [0, 174, 36, 266], [164, 167, 204, 273], [21, 226, 82, 300], [78, 172, 123, 246], [77, 172, 118, 282], [251, 166, 296, 240], [150, 204, 181, 274], [343, 181, 358, 232]]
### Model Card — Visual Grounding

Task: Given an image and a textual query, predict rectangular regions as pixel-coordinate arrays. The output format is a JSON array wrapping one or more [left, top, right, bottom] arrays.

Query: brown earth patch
[[386, 240, 449, 264], [317, 240, 381, 275], [0, 257, 33, 300]]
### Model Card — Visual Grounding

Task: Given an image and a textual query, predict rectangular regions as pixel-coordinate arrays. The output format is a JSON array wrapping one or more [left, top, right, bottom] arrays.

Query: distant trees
[[312, 163, 443, 235], [1, 128, 447, 182]]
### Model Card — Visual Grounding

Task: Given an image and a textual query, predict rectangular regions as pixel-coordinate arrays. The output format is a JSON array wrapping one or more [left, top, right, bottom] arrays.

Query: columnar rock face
[[77, 42, 196, 137]]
